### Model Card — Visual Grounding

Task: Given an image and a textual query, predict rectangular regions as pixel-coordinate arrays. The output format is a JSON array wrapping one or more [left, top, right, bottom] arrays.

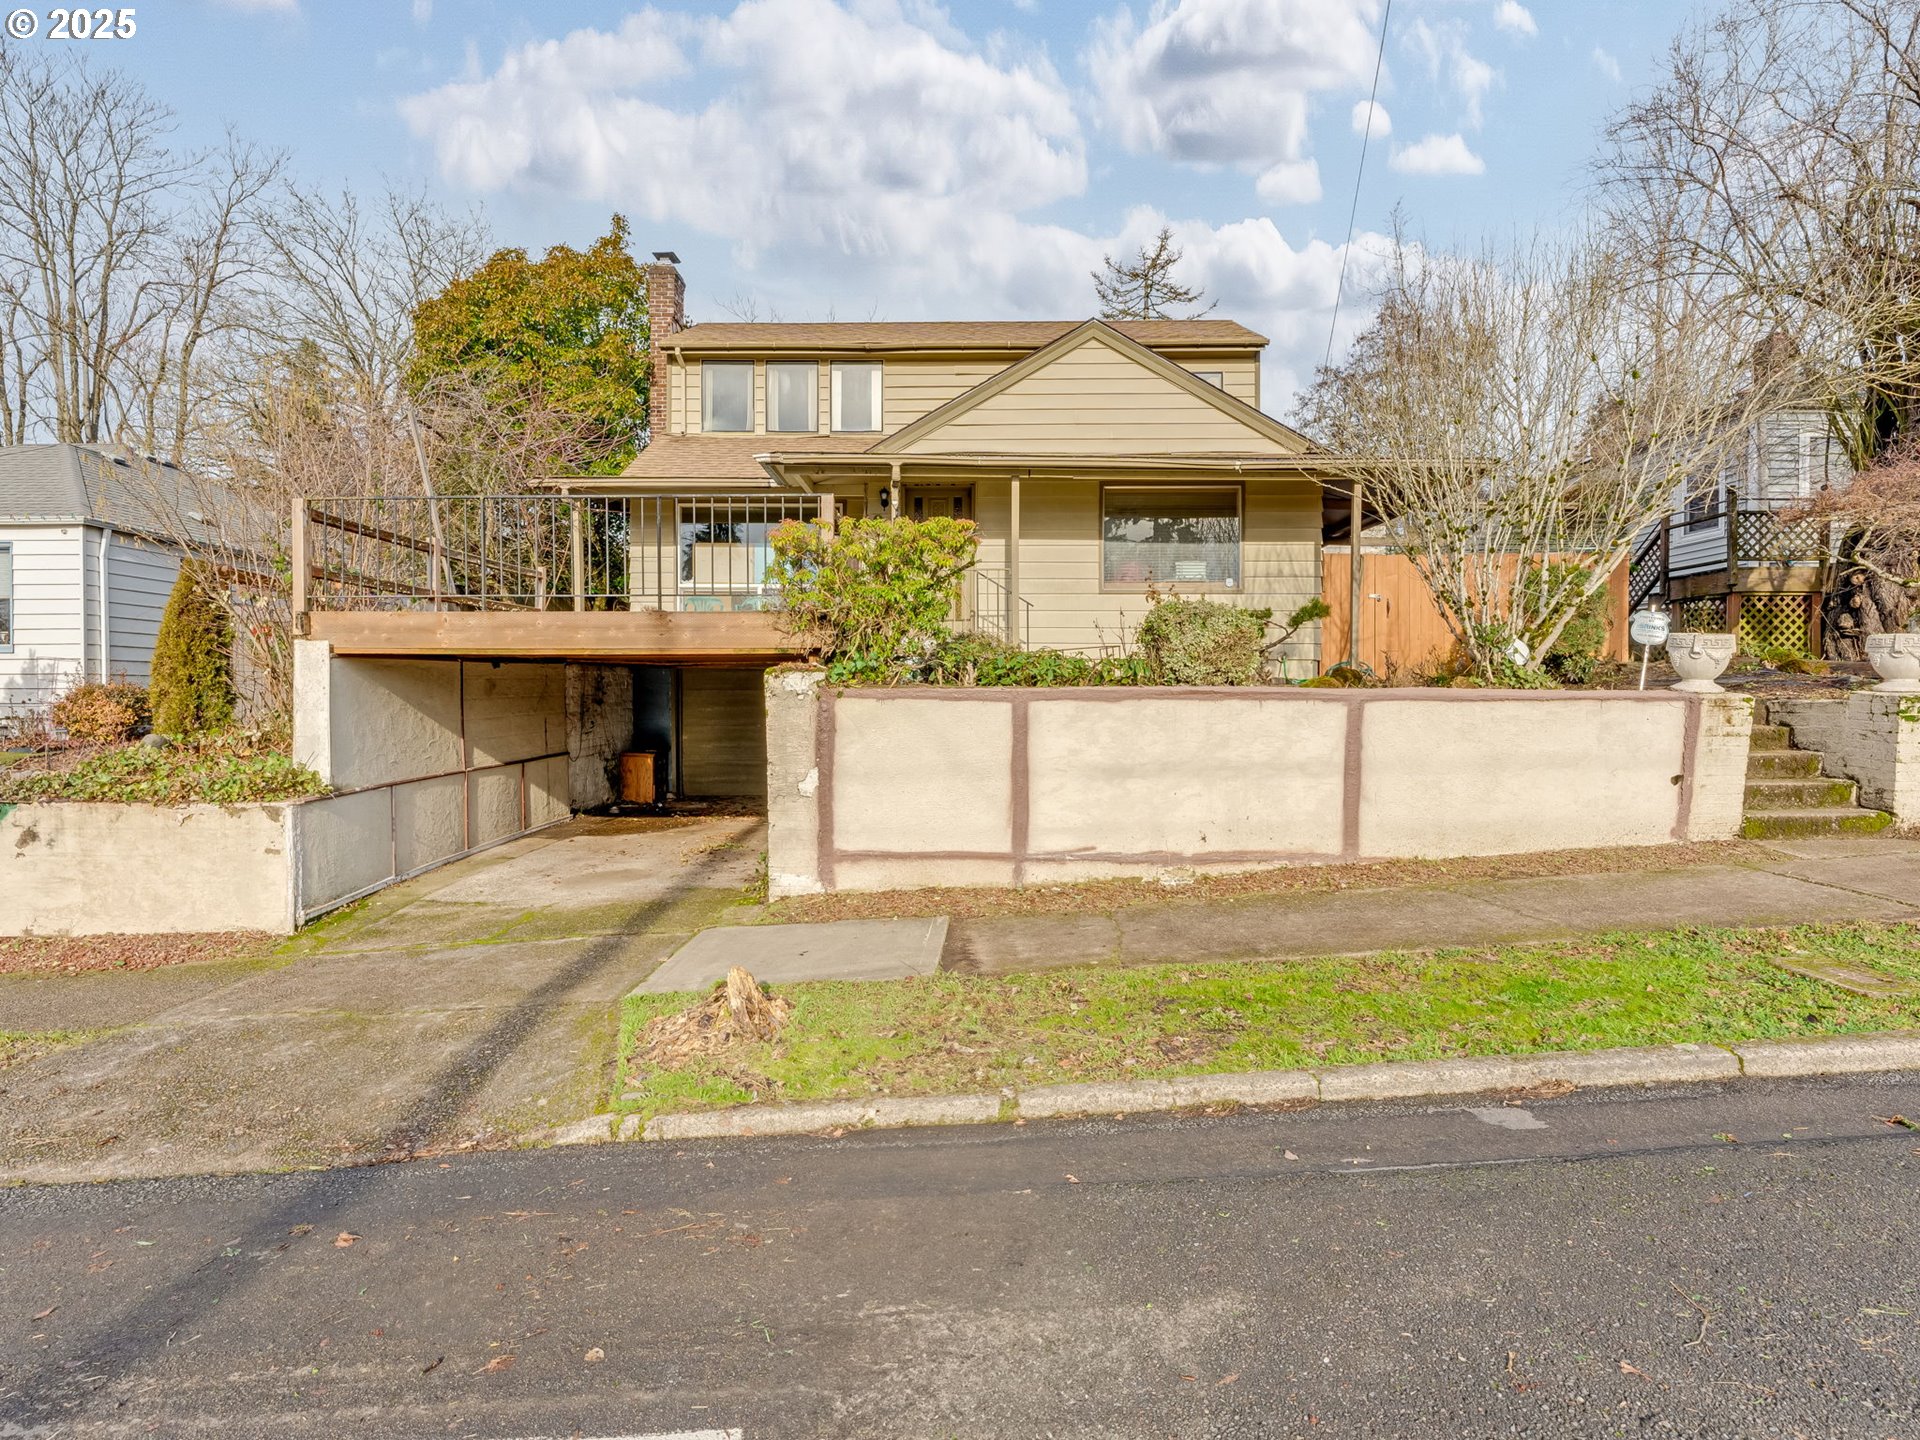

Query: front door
[[904, 486, 974, 522]]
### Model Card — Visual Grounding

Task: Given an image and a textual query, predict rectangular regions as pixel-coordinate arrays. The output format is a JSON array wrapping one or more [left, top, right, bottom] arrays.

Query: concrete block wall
[[767, 676, 1754, 897], [1769, 693, 1920, 824]]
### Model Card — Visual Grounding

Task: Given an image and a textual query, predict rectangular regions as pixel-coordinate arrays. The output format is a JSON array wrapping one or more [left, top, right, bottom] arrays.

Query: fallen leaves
[[31, 1305, 56, 1321], [1619, 1360, 1650, 1379], [1875, 1114, 1919, 1131], [288, 1224, 313, 1237], [333, 1232, 361, 1249], [584, 1347, 605, 1364], [477, 1354, 516, 1375]]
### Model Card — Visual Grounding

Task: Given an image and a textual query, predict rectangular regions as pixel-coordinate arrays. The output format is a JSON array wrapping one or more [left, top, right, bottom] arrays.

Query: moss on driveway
[[615, 920, 1920, 1121], [0, 1028, 114, 1070]]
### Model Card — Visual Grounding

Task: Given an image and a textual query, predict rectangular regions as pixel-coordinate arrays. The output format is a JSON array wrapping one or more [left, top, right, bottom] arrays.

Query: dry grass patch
[[759, 840, 1777, 925], [0, 931, 268, 976]]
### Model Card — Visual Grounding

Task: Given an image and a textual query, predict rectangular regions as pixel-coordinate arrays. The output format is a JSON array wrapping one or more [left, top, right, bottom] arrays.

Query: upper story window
[[0, 541, 12, 650], [701, 362, 753, 432], [768, 361, 817, 433], [831, 361, 882, 433], [1192, 371, 1224, 389]]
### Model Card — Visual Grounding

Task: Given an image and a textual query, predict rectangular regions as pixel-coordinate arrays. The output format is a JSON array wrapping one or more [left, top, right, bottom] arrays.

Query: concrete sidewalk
[[667, 836, 1920, 983]]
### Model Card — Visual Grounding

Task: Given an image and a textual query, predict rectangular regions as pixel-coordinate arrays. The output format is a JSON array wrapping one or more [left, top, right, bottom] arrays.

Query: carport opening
[[604, 663, 769, 816]]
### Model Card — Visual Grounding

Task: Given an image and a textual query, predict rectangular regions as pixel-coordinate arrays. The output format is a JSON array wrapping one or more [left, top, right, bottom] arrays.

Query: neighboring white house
[[0, 444, 218, 721]]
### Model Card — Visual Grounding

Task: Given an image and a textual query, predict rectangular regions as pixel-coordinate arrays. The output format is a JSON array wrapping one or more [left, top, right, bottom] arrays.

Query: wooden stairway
[[1741, 706, 1894, 839]]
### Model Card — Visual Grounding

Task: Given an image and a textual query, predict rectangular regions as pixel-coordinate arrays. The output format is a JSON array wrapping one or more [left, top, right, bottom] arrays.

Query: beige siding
[[882, 358, 1012, 429], [1180, 353, 1259, 407], [900, 335, 1298, 456], [680, 667, 768, 798], [971, 476, 1322, 670]]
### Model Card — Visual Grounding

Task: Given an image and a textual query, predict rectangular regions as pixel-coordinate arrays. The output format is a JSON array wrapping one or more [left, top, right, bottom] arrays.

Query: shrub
[[767, 516, 977, 683], [1519, 562, 1612, 685], [0, 732, 325, 806], [150, 564, 235, 735], [1134, 598, 1267, 685], [50, 682, 150, 745]]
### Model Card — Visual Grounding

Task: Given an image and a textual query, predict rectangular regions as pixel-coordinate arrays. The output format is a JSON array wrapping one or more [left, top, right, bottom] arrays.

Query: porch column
[[1347, 481, 1365, 669], [889, 460, 902, 520], [1008, 472, 1022, 648]]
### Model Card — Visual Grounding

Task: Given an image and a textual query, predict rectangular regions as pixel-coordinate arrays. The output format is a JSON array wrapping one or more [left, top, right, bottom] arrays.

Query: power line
[[1324, 0, 1392, 373]]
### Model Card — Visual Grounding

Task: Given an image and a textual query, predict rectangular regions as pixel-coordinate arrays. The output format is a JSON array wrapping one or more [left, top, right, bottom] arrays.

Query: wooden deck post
[[291, 496, 310, 635], [569, 499, 586, 612], [1347, 481, 1365, 669], [1008, 472, 1022, 648]]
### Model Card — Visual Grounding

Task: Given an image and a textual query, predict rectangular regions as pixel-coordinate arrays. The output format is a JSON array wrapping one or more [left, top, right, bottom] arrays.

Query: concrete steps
[[1740, 705, 1895, 839]]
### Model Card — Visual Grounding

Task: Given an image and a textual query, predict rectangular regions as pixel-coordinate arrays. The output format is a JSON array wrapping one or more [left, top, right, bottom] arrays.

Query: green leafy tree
[[766, 517, 978, 683], [150, 564, 235, 736], [409, 215, 650, 476]]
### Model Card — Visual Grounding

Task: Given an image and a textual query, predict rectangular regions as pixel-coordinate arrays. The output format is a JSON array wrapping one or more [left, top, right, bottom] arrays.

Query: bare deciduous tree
[[1293, 234, 1790, 681], [1598, 0, 1920, 461]]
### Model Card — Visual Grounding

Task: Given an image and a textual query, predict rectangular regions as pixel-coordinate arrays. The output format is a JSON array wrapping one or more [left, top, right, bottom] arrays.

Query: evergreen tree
[[150, 564, 235, 735], [1092, 227, 1213, 320]]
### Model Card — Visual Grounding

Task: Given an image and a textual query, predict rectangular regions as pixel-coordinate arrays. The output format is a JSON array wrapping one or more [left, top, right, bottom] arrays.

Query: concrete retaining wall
[[767, 674, 1754, 896], [1769, 693, 1920, 824], [288, 641, 571, 923], [1, 801, 295, 935]]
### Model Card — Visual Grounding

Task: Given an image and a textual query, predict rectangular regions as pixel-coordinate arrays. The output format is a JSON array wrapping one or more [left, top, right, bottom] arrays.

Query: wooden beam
[[1008, 472, 1022, 648], [291, 497, 310, 632], [305, 608, 804, 665]]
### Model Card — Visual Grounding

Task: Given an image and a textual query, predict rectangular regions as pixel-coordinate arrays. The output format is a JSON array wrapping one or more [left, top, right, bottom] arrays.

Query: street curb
[[555, 1030, 1920, 1146]]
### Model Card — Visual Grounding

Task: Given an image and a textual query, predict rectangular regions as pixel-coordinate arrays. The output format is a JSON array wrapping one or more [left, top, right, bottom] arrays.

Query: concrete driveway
[[0, 814, 764, 1185]]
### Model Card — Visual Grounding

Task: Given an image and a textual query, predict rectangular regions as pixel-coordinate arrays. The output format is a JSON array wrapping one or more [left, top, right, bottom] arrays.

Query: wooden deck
[[304, 609, 805, 665]]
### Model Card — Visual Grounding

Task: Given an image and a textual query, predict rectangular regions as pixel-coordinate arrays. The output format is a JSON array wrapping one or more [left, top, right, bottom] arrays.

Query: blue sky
[[73, 0, 1694, 409]]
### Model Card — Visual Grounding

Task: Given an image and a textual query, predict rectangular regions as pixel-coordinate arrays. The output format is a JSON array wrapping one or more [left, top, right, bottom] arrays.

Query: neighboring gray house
[[1629, 404, 1854, 654], [0, 444, 219, 719]]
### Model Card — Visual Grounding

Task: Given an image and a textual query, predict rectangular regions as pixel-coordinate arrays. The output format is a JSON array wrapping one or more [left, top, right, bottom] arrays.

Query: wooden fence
[[1321, 549, 1632, 677]]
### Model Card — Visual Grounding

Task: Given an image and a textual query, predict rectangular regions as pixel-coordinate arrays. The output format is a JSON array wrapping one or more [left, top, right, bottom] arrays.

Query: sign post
[[1628, 608, 1671, 691]]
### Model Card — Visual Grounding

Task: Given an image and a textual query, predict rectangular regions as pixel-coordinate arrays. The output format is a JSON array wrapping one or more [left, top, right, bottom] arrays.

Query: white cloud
[[1255, 158, 1322, 205], [211, 0, 297, 11], [1591, 46, 1623, 82], [1350, 98, 1390, 137], [1389, 132, 1486, 175], [412, 0, 431, 24], [1492, 1, 1536, 38], [1404, 16, 1496, 127], [403, 1, 1391, 411], [1087, 0, 1382, 190]]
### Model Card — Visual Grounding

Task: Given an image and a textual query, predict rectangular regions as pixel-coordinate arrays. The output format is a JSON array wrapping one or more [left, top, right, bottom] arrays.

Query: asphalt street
[[2, 1073, 1918, 1439]]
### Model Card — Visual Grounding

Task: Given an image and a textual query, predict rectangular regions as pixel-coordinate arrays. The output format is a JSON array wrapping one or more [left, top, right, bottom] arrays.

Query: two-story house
[[296, 253, 1363, 801]]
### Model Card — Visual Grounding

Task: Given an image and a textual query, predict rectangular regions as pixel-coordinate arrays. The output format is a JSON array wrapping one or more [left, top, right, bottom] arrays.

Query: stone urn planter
[[1666, 632, 1737, 693], [1865, 633, 1920, 693]]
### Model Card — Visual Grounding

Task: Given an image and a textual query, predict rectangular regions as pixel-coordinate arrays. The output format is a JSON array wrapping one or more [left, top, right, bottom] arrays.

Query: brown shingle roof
[[611, 431, 880, 483], [663, 318, 1267, 353]]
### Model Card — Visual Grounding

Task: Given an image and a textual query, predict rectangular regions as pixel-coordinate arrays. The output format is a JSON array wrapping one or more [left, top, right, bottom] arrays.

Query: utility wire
[[1324, 0, 1393, 372]]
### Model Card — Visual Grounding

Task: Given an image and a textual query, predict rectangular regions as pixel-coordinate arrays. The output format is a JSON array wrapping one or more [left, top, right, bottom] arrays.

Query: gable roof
[[0, 444, 223, 544], [664, 318, 1267, 354], [879, 319, 1316, 457]]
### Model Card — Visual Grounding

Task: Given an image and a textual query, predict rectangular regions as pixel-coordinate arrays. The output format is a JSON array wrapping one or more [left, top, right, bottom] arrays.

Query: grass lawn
[[615, 921, 1920, 1121]]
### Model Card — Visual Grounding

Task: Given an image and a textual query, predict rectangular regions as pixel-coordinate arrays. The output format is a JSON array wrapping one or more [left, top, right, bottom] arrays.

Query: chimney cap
[[651, 250, 681, 265]]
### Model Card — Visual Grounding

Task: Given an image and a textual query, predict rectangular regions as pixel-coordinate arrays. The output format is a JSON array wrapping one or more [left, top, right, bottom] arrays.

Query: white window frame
[[1100, 484, 1243, 592], [767, 361, 818, 434], [1800, 431, 1835, 498], [700, 361, 754, 433], [830, 361, 883, 433], [0, 540, 12, 653], [1192, 370, 1225, 389]]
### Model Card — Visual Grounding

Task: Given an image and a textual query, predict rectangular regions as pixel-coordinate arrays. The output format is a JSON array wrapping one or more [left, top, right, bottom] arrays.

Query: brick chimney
[[645, 251, 683, 437]]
